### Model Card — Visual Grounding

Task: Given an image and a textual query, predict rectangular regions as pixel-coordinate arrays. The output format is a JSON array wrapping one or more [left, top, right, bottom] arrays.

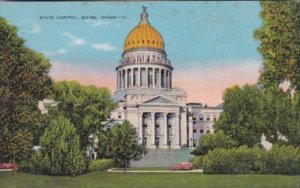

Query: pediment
[[140, 95, 180, 106]]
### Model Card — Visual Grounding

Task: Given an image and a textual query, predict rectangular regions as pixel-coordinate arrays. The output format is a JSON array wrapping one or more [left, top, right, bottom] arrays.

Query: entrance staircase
[[130, 149, 194, 168]]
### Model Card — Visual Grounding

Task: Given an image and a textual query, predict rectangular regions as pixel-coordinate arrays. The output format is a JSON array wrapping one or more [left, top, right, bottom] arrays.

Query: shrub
[[18, 161, 31, 172], [191, 156, 203, 169], [88, 159, 114, 172], [32, 116, 85, 176], [171, 162, 193, 171], [203, 146, 265, 174], [192, 131, 238, 156], [264, 144, 300, 175]]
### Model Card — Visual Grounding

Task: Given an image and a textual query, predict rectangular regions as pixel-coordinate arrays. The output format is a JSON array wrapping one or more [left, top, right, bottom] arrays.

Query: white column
[[163, 113, 168, 146], [166, 70, 169, 89], [152, 68, 156, 88], [164, 70, 167, 88], [125, 69, 128, 88], [146, 68, 148, 88], [170, 72, 172, 89], [158, 69, 161, 88], [120, 69, 123, 88], [137, 68, 140, 86], [130, 69, 133, 86], [116, 71, 119, 89], [138, 113, 143, 144], [188, 116, 193, 148], [151, 113, 155, 146], [175, 113, 180, 146]]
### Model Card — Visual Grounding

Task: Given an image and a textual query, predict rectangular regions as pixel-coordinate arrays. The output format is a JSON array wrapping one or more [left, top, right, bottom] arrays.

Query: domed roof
[[124, 7, 165, 52]]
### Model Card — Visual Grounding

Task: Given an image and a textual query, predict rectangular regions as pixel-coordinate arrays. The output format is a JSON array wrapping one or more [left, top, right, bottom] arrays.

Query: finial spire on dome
[[140, 6, 149, 23]]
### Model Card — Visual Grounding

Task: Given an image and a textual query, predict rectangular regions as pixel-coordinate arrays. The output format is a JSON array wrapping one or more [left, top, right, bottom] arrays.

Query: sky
[[0, 1, 262, 106]]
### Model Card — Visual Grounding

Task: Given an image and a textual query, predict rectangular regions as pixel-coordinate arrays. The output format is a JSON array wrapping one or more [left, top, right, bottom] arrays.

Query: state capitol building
[[111, 7, 222, 149]]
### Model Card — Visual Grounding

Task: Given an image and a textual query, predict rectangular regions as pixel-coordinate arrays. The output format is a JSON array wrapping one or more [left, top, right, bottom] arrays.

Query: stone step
[[130, 149, 194, 167]]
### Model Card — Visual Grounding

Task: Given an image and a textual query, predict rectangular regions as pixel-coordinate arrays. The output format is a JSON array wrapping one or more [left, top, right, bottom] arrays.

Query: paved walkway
[[107, 168, 203, 173]]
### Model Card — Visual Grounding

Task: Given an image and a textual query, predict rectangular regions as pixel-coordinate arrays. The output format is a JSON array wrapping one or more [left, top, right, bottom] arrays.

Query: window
[[213, 115, 217, 122], [206, 115, 210, 121], [155, 124, 159, 128], [143, 124, 147, 128], [118, 113, 121, 119], [193, 129, 196, 133], [207, 130, 210, 134], [199, 115, 203, 121], [200, 129, 204, 133]]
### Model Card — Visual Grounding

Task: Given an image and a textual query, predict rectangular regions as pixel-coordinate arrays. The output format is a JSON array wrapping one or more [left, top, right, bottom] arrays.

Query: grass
[[0, 171, 300, 188]]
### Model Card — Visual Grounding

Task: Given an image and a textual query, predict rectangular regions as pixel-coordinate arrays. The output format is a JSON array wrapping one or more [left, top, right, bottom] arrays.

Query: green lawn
[[0, 171, 300, 188]]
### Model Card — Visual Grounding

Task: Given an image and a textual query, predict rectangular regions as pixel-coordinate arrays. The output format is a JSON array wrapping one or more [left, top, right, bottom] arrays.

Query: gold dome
[[124, 7, 164, 52]]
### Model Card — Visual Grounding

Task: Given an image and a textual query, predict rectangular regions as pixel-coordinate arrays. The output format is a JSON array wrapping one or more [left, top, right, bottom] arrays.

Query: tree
[[96, 130, 113, 159], [254, 1, 300, 92], [288, 93, 300, 146], [192, 131, 238, 156], [50, 81, 116, 151], [32, 116, 85, 176], [260, 88, 294, 145], [0, 17, 52, 163], [0, 129, 33, 165], [101, 121, 145, 172], [214, 85, 264, 147]]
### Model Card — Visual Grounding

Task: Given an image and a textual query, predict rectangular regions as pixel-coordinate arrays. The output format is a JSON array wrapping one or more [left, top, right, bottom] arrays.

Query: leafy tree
[[0, 129, 33, 164], [254, 1, 300, 92], [288, 93, 300, 146], [0, 17, 52, 163], [100, 121, 145, 171], [260, 89, 294, 144], [32, 116, 85, 176], [192, 131, 238, 156], [96, 130, 113, 159], [50, 81, 116, 150], [214, 85, 264, 147]]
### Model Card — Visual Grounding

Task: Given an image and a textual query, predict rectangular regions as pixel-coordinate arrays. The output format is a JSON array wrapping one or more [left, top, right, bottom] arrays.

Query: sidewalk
[[107, 168, 203, 173]]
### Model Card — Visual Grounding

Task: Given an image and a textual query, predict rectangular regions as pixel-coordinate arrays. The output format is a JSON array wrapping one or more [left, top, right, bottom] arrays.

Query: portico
[[138, 108, 181, 149]]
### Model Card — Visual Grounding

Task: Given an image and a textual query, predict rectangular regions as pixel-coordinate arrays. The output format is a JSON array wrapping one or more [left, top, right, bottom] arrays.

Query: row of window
[[193, 129, 210, 134], [192, 114, 217, 122]]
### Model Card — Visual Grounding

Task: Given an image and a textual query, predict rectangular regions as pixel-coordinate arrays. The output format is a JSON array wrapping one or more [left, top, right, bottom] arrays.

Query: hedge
[[202, 145, 300, 175], [88, 159, 114, 172], [191, 156, 204, 169]]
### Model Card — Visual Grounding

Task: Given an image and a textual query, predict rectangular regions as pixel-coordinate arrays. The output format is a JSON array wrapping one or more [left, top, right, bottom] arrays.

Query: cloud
[[85, 20, 109, 27], [58, 49, 68, 54], [63, 31, 86, 45], [30, 24, 41, 34], [44, 48, 68, 56], [91, 43, 117, 52]]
